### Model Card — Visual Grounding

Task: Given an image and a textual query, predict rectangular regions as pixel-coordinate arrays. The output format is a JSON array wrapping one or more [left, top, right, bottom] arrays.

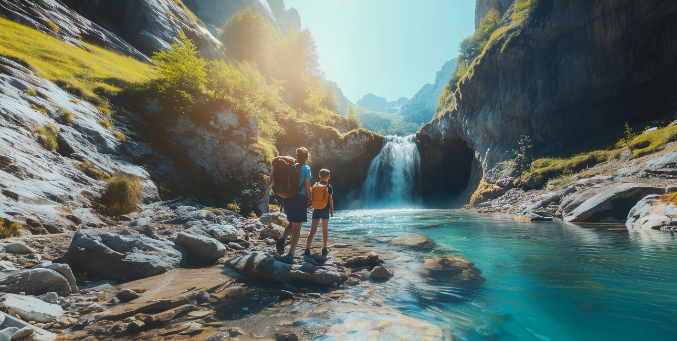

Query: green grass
[[112, 131, 126, 141], [203, 207, 225, 215], [580, 170, 598, 179], [661, 192, 677, 205], [74, 160, 111, 180], [522, 125, 677, 188], [97, 119, 113, 129], [0, 220, 21, 238], [0, 18, 156, 103], [25, 89, 37, 96]]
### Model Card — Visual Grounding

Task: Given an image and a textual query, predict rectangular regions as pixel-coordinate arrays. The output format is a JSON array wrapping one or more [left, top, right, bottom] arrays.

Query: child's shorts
[[283, 194, 308, 223], [312, 207, 330, 220]]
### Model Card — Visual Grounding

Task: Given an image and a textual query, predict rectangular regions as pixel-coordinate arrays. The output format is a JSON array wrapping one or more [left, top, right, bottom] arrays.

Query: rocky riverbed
[[0, 200, 484, 341]]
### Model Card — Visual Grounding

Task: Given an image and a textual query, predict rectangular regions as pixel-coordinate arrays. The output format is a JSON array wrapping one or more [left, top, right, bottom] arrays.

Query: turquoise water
[[330, 209, 677, 341]]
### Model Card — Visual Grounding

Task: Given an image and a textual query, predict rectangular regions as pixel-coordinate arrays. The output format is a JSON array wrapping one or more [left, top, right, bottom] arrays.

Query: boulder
[[130, 218, 152, 227], [343, 252, 384, 266], [164, 210, 216, 224], [0, 268, 72, 296], [390, 234, 434, 248], [626, 195, 677, 230], [175, 232, 226, 262], [206, 224, 246, 243], [1, 294, 64, 323], [370, 266, 393, 279], [116, 289, 140, 302], [259, 224, 285, 240], [0, 311, 57, 341], [564, 184, 664, 222], [259, 212, 288, 227], [423, 257, 485, 287], [2, 242, 34, 254], [34, 262, 79, 294], [643, 150, 677, 177], [225, 252, 347, 286], [60, 230, 184, 281], [43, 224, 64, 234]]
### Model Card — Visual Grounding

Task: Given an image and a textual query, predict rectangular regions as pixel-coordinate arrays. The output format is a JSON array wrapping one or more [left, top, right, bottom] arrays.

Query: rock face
[[225, 252, 347, 285], [475, 0, 513, 29], [398, 58, 456, 122], [626, 195, 677, 230], [61, 0, 221, 58], [1, 293, 64, 323], [419, 0, 677, 204], [276, 118, 384, 207], [563, 184, 664, 222], [643, 150, 677, 178], [60, 230, 184, 281], [175, 231, 226, 262], [0, 0, 149, 61], [0, 56, 158, 228], [186, 0, 300, 37]]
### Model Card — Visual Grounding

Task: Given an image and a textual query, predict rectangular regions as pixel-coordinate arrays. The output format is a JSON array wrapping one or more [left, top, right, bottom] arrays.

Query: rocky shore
[[0, 200, 484, 341]]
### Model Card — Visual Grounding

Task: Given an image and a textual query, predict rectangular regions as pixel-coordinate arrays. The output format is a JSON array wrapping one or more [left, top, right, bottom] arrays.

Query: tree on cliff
[[152, 31, 206, 109]]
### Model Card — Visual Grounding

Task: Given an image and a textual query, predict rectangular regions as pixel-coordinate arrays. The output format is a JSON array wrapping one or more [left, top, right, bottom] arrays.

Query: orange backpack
[[311, 182, 329, 209]]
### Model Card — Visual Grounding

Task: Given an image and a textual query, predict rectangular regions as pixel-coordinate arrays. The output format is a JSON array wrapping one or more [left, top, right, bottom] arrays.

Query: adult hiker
[[271, 147, 312, 257]]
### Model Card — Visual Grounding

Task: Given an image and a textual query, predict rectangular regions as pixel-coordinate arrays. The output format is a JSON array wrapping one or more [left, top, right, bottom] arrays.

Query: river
[[327, 209, 677, 341]]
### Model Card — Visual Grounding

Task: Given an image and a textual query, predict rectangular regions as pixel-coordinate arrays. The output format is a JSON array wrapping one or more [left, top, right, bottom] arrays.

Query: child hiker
[[305, 168, 334, 256]]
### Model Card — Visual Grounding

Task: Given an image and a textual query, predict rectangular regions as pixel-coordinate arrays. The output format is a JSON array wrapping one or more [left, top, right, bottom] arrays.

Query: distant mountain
[[186, 0, 300, 37], [397, 58, 456, 123], [356, 93, 408, 113], [332, 82, 354, 116]]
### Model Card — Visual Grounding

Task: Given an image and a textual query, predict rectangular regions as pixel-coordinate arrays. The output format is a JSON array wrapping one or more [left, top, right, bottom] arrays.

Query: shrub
[[74, 160, 111, 180], [30, 103, 47, 114], [226, 202, 240, 213], [69, 98, 80, 104], [34, 124, 58, 151], [203, 207, 225, 215], [97, 119, 112, 129], [152, 31, 206, 109], [0, 220, 21, 238], [100, 173, 143, 216], [580, 170, 598, 179], [268, 204, 280, 212], [112, 131, 126, 141], [626, 125, 677, 157], [660, 192, 677, 205], [61, 110, 75, 125], [25, 89, 37, 96]]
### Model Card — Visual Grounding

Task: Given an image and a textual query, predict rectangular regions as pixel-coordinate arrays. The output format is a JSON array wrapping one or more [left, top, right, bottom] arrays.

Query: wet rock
[[343, 251, 384, 266], [259, 212, 288, 227], [206, 224, 246, 242], [260, 224, 285, 240], [60, 230, 184, 281], [390, 234, 434, 248], [424, 257, 485, 287], [164, 210, 216, 224], [175, 232, 226, 262], [643, 150, 677, 177], [1, 242, 34, 254], [275, 333, 299, 341], [136, 304, 198, 325], [564, 184, 664, 222], [179, 322, 203, 335], [195, 291, 210, 304], [11, 326, 34, 339], [43, 223, 64, 234], [516, 211, 553, 221], [344, 277, 360, 286], [227, 242, 245, 250], [1, 293, 64, 323], [116, 289, 140, 302], [38, 292, 59, 304], [323, 309, 445, 340], [225, 252, 348, 286], [0, 268, 72, 296], [35, 262, 79, 294], [370, 266, 393, 279], [626, 195, 677, 230], [0, 327, 19, 340]]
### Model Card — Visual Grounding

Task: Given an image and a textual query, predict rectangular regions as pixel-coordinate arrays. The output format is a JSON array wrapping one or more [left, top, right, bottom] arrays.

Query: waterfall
[[360, 135, 421, 207]]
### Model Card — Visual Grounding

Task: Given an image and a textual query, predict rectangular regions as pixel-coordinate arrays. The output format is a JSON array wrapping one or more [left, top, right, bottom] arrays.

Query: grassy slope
[[0, 18, 156, 102]]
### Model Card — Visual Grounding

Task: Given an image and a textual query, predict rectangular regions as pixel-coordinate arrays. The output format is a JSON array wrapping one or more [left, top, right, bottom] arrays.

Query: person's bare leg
[[306, 219, 320, 249], [287, 222, 302, 256], [322, 219, 329, 248], [281, 224, 293, 240]]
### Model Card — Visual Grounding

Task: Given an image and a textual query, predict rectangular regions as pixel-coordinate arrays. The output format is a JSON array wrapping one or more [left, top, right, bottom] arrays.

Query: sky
[[285, 0, 477, 103]]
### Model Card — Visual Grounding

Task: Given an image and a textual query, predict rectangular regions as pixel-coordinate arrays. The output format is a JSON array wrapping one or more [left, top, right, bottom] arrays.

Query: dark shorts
[[283, 194, 308, 223], [312, 207, 330, 220]]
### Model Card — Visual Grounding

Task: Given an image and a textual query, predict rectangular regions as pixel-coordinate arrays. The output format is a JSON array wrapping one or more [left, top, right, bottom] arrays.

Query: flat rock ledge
[[390, 234, 435, 248], [225, 252, 348, 286]]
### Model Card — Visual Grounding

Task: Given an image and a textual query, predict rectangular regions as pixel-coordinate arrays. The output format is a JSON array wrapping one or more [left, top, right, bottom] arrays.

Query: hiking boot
[[321, 247, 329, 256], [303, 248, 311, 256], [276, 237, 286, 254]]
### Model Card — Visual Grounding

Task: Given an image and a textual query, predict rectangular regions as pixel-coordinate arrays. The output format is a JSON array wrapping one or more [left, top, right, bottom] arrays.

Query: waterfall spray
[[360, 135, 421, 207]]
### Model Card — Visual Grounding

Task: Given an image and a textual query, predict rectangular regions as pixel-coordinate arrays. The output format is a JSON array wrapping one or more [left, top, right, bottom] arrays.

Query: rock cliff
[[419, 0, 677, 205], [398, 58, 456, 122]]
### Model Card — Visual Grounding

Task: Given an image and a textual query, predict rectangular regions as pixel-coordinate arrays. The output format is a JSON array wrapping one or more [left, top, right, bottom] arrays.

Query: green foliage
[[219, 6, 280, 75], [512, 0, 538, 24], [112, 131, 126, 141], [268, 204, 280, 212], [74, 160, 111, 180], [619, 122, 636, 149], [456, 9, 502, 70], [46, 20, 58, 33], [624, 125, 677, 157], [226, 202, 241, 213], [661, 192, 677, 205], [0, 220, 21, 238], [346, 104, 361, 128], [521, 150, 617, 188], [34, 124, 58, 152], [100, 173, 143, 216], [97, 119, 112, 129], [152, 31, 206, 109], [25, 89, 37, 96], [0, 18, 155, 104], [580, 170, 598, 179], [499, 135, 533, 178]]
